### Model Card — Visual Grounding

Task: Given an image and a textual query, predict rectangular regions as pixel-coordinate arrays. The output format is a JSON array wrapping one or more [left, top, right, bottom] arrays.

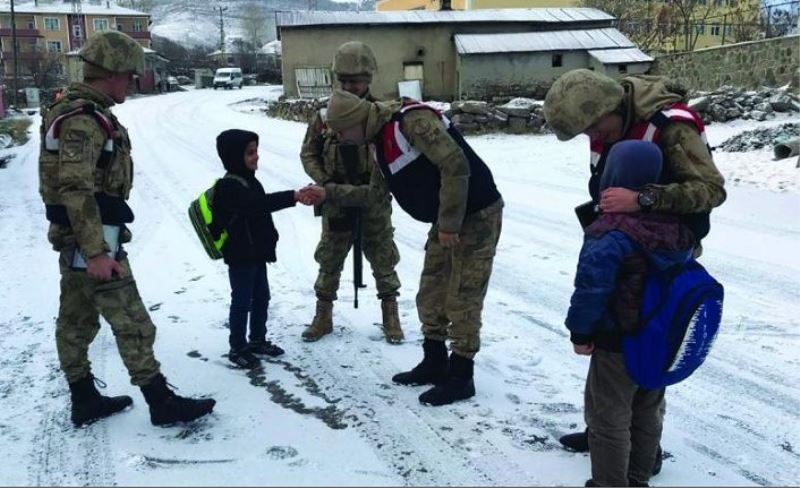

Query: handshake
[[294, 185, 326, 206]]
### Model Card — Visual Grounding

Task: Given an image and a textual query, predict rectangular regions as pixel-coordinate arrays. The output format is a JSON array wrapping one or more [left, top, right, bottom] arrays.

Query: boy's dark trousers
[[585, 349, 665, 486], [228, 263, 271, 351]]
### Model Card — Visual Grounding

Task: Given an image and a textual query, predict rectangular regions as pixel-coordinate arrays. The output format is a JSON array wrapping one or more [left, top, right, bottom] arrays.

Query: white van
[[213, 67, 243, 90]]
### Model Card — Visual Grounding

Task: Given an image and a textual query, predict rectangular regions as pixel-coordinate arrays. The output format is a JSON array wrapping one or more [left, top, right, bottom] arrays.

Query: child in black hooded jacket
[[213, 129, 318, 369]]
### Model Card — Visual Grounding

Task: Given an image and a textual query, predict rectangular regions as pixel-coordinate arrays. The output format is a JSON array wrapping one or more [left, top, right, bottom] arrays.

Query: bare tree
[[728, 3, 763, 43], [25, 47, 65, 90], [240, 2, 268, 50], [116, 0, 155, 12], [669, 0, 715, 52], [765, 6, 800, 38], [578, 0, 679, 54]]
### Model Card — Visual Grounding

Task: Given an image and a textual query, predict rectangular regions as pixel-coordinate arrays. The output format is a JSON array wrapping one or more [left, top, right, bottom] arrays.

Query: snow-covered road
[[0, 86, 798, 486]]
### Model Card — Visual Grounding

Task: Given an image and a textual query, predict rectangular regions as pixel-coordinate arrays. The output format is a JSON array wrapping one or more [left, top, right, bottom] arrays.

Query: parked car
[[213, 68, 243, 90]]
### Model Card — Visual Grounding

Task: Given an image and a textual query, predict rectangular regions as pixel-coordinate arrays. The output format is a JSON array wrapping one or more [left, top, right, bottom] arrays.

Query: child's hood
[[588, 213, 695, 271], [216, 129, 259, 175]]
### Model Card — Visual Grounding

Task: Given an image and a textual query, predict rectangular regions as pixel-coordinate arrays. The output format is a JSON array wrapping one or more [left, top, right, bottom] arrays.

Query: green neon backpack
[[188, 173, 249, 260]]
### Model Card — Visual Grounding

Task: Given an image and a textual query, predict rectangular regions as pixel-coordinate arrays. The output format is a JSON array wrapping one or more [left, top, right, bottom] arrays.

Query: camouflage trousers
[[314, 199, 401, 301], [56, 249, 161, 386], [418, 198, 503, 359]]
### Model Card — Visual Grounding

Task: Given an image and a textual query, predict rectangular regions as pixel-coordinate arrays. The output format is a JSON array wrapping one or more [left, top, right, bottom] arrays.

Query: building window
[[696, 22, 705, 35], [47, 41, 62, 53], [710, 23, 720, 36], [44, 17, 60, 31], [94, 19, 109, 31], [27, 20, 35, 29], [552, 54, 563, 67], [618, 64, 628, 74], [73, 24, 83, 38], [724, 24, 733, 36], [403, 62, 424, 80], [134, 19, 144, 32], [295, 67, 332, 99]]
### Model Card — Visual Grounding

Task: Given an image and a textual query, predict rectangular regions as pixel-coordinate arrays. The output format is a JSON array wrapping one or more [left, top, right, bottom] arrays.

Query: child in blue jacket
[[565, 140, 695, 487]]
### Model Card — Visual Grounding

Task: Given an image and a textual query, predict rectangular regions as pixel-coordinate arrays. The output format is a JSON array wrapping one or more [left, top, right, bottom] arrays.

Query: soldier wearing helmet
[[38, 31, 215, 427], [544, 69, 727, 481], [543, 69, 725, 238], [299, 41, 404, 345]]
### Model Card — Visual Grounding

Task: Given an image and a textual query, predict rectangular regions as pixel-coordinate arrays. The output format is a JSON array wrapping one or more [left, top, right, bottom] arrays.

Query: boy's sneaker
[[228, 348, 260, 369], [249, 340, 285, 357]]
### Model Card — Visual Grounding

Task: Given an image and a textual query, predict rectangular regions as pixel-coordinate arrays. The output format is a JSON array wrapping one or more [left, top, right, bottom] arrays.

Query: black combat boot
[[418, 353, 475, 406], [68, 373, 133, 427], [392, 338, 448, 386], [140, 374, 216, 426], [559, 428, 589, 452]]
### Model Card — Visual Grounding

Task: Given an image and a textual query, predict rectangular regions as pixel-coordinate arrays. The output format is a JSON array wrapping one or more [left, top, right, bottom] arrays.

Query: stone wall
[[651, 36, 800, 91], [265, 97, 551, 135]]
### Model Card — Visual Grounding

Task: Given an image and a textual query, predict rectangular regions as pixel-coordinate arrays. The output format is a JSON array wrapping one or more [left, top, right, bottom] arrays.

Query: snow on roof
[[261, 40, 281, 55], [455, 28, 633, 55], [0, 1, 148, 17], [277, 8, 614, 27], [588, 47, 653, 64]]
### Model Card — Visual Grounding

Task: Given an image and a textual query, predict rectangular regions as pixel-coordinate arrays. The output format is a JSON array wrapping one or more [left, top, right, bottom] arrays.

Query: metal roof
[[455, 28, 633, 54], [588, 47, 653, 64], [1, 1, 148, 16], [277, 8, 614, 27]]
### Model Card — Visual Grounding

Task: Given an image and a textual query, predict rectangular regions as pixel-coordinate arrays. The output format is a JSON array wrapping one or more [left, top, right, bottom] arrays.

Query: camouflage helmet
[[543, 69, 624, 141], [79, 30, 145, 77], [332, 41, 377, 81]]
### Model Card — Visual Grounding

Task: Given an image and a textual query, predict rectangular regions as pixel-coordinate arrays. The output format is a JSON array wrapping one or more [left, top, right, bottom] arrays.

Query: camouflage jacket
[[300, 92, 379, 187], [619, 76, 727, 214], [38, 82, 134, 257], [324, 100, 481, 233]]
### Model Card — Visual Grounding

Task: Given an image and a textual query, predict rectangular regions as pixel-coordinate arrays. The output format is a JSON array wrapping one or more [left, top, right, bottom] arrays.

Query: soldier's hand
[[298, 185, 325, 206], [87, 254, 126, 281], [438, 232, 460, 248], [573, 343, 595, 356], [599, 187, 640, 213]]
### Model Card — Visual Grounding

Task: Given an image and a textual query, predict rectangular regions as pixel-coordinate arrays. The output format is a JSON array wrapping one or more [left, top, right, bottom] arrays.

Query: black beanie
[[600, 140, 663, 193], [216, 129, 259, 174]]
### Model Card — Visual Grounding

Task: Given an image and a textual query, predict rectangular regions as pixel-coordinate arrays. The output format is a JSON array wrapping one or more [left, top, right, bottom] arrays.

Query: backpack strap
[[222, 173, 250, 188]]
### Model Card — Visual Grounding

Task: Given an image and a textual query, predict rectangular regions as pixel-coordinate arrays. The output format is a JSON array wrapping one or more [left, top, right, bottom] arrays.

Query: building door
[[295, 67, 332, 99]]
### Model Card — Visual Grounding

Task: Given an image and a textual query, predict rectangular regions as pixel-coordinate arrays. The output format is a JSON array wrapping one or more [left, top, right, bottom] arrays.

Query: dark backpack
[[623, 259, 724, 389], [188, 173, 248, 260]]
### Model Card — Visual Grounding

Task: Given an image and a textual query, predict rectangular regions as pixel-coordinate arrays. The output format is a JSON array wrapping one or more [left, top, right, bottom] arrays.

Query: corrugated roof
[[455, 28, 633, 54], [588, 47, 653, 64], [1, 1, 148, 16], [277, 8, 613, 27]]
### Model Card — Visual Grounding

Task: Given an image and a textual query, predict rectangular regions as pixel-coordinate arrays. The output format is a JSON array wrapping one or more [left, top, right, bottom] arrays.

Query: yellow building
[[0, 1, 151, 79], [377, 0, 577, 11], [377, 0, 764, 54]]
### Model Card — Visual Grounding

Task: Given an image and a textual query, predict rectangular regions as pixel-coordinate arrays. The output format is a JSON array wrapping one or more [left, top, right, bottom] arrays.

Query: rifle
[[338, 144, 367, 308]]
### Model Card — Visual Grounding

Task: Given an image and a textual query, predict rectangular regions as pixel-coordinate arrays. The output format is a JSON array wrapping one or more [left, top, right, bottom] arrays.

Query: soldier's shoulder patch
[[408, 113, 442, 145], [61, 128, 89, 162]]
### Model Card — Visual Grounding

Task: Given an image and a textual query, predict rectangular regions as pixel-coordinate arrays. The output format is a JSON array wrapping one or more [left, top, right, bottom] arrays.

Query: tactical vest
[[588, 103, 710, 239], [374, 99, 500, 224], [39, 93, 135, 226]]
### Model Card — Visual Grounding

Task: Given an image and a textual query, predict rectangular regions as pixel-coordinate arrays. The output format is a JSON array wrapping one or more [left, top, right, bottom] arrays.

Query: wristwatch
[[637, 188, 657, 212]]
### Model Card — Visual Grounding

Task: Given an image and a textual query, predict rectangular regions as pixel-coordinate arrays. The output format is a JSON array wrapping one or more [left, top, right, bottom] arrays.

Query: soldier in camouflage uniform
[[38, 31, 215, 427], [300, 42, 403, 344], [318, 89, 504, 406], [543, 69, 726, 479]]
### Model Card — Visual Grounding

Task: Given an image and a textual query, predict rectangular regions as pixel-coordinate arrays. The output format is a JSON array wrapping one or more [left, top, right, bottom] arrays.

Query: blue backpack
[[623, 259, 724, 389]]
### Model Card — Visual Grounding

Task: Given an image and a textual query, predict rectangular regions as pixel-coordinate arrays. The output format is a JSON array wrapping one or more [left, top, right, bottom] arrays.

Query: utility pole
[[11, 0, 19, 107], [218, 5, 228, 66]]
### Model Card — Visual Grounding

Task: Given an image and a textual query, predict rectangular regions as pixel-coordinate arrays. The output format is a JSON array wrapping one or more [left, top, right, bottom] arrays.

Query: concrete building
[[0, 1, 151, 80], [278, 8, 650, 101], [455, 28, 652, 99], [376, 0, 764, 53]]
